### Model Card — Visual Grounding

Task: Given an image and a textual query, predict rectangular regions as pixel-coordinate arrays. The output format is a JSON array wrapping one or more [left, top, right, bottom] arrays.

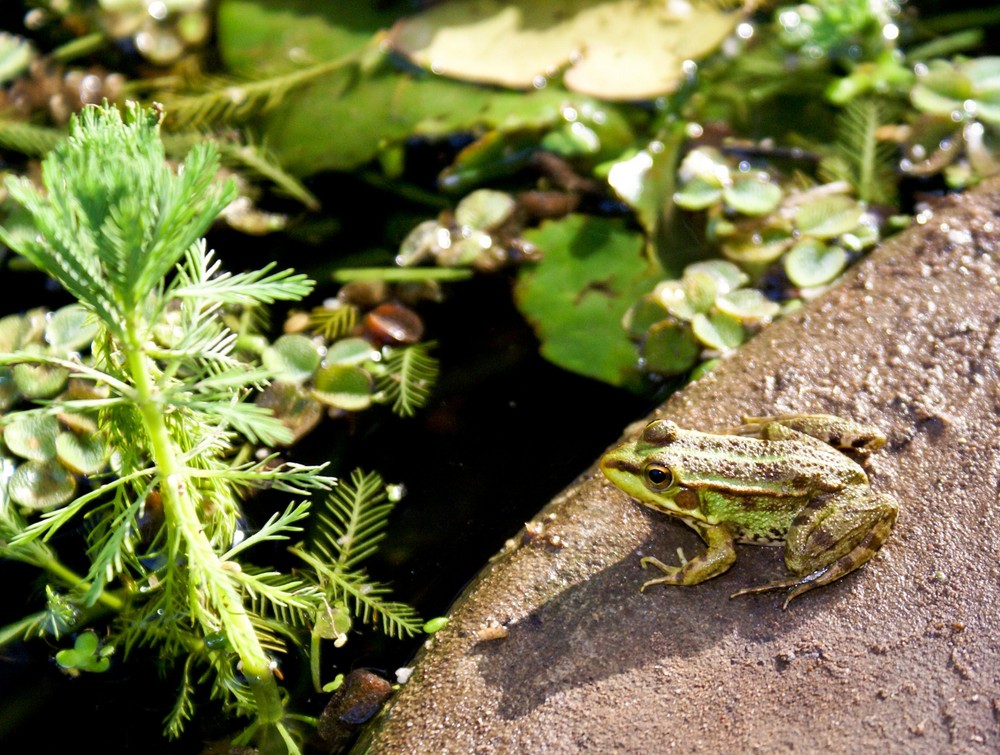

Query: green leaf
[[375, 343, 438, 417], [784, 240, 849, 288], [691, 311, 745, 351], [715, 289, 781, 322], [4, 413, 59, 461], [312, 364, 373, 411], [262, 334, 321, 384], [673, 175, 725, 210], [55, 432, 108, 475], [640, 318, 700, 376], [390, 0, 744, 100], [9, 459, 76, 509], [723, 175, 784, 216], [794, 194, 864, 239], [45, 304, 99, 353], [516, 216, 659, 389]]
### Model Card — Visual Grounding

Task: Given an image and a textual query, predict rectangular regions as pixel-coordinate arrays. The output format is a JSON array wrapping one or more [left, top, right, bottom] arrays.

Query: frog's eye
[[644, 463, 673, 490]]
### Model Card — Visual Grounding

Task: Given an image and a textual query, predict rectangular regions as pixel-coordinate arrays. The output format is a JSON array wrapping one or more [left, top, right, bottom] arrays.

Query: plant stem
[[123, 320, 285, 731]]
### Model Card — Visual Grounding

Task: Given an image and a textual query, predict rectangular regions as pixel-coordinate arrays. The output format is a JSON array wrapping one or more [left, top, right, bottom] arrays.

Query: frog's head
[[600, 420, 701, 518]]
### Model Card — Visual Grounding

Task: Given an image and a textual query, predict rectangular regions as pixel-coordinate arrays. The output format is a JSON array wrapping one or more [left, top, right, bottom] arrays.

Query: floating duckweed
[[723, 175, 784, 216], [784, 239, 850, 288], [691, 311, 744, 351], [640, 318, 701, 376], [55, 432, 109, 476], [9, 458, 77, 509], [262, 334, 322, 385], [715, 289, 781, 322], [312, 364, 374, 412], [4, 413, 59, 462], [45, 304, 99, 352], [454, 189, 517, 231], [794, 194, 865, 238]]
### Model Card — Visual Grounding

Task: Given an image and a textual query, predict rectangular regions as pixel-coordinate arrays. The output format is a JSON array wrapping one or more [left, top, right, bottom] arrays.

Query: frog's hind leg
[[732, 490, 898, 608], [739, 414, 887, 455]]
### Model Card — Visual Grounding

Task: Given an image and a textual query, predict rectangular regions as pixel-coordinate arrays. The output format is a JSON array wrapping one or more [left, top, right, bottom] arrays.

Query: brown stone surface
[[362, 178, 1000, 753]]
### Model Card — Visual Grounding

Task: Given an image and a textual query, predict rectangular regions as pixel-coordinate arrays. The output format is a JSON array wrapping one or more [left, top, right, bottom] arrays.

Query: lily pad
[[715, 289, 781, 323], [45, 304, 99, 352], [55, 432, 108, 476], [516, 215, 659, 389], [691, 311, 745, 351], [4, 413, 59, 461], [313, 364, 374, 411], [622, 295, 669, 341], [262, 334, 321, 385], [673, 175, 725, 211], [784, 240, 849, 288], [683, 260, 749, 294], [390, 0, 745, 101], [724, 175, 784, 216], [455, 190, 518, 231], [640, 318, 700, 376], [326, 337, 379, 367], [9, 458, 76, 509], [12, 360, 69, 399], [794, 194, 864, 239]]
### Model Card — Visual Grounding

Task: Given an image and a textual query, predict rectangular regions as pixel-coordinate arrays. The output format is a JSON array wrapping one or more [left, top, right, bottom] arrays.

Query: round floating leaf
[[12, 361, 69, 399], [641, 319, 701, 376], [687, 357, 720, 382], [0, 313, 24, 352], [654, 280, 699, 322], [45, 304, 99, 352], [516, 215, 658, 389], [0, 367, 19, 410], [4, 413, 59, 461], [263, 334, 321, 384], [9, 458, 77, 509], [673, 176, 724, 211], [56, 432, 108, 475], [312, 364, 373, 411], [794, 195, 864, 239], [454, 189, 517, 231], [691, 312, 745, 351], [715, 289, 781, 323], [683, 271, 720, 313], [723, 175, 783, 216], [397, 220, 442, 266], [390, 0, 744, 101], [721, 230, 793, 266], [784, 240, 849, 288], [622, 295, 669, 341], [683, 260, 748, 295], [255, 381, 324, 445], [326, 337, 378, 366]]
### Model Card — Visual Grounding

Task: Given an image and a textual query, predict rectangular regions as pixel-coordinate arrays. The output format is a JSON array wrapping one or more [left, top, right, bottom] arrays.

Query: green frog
[[600, 413, 898, 607]]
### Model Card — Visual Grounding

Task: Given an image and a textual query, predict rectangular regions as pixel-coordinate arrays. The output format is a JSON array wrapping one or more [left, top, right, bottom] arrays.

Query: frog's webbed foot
[[730, 571, 826, 609], [639, 556, 686, 591]]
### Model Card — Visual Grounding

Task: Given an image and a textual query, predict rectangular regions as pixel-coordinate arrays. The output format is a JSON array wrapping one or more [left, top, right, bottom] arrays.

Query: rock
[[363, 177, 1000, 752]]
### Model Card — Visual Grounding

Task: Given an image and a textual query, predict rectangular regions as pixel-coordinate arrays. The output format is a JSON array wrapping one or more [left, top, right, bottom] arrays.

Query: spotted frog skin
[[600, 413, 898, 607]]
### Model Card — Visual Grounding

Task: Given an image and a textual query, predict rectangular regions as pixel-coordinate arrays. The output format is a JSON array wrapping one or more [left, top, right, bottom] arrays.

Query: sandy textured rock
[[362, 177, 1000, 753]]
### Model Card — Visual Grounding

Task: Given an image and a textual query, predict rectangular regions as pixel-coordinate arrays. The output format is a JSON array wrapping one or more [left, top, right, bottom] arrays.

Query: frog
[[599, 413, 898, 607]]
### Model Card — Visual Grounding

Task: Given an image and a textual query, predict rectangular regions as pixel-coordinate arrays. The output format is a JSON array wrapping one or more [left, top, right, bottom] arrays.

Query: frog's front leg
[[740, 413, 887, 455], [733, 488, 898, 607], [640, 519, 736, 591]]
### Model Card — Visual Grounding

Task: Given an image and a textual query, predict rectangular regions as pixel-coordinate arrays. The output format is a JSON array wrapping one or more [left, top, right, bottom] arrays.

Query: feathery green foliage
[[818, 97, 899, 205], [0, 102, 340, 752], [375, 342, 439, 417], [290, 469, 423, 691]]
